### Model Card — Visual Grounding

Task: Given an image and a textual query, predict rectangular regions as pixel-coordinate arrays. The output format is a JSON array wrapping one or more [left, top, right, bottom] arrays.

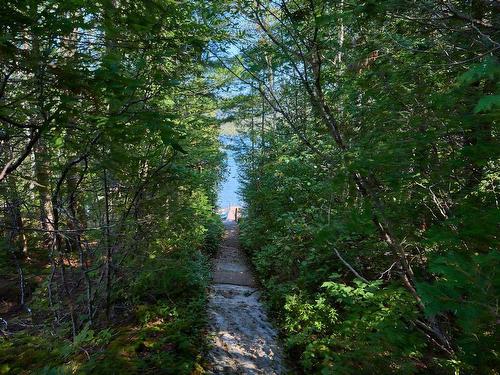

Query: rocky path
[[206, 208, 283, 374]]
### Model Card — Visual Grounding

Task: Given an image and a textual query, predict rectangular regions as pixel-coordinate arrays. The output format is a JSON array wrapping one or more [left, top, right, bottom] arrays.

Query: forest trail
[[206, 207, 284, 374]]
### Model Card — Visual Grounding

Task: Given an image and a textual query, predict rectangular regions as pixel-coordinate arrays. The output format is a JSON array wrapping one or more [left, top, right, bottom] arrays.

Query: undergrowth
[[0, 210, 223, 375]]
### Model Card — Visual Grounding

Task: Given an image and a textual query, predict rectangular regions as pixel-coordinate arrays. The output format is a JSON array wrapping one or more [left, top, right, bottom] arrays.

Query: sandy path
[[206, 211, 283, 374]]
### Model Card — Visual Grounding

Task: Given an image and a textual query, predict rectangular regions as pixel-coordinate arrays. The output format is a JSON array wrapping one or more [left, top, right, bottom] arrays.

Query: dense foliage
[[0, 0, 225, 373], [217, 0, 499, 373]]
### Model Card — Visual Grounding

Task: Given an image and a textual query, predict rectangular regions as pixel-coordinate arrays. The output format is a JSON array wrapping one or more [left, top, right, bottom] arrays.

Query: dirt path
[[206, 209, 283, 374]]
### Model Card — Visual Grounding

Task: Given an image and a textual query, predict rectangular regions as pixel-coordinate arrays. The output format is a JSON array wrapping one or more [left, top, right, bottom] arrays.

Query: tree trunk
[[34, 141, 54, 234]]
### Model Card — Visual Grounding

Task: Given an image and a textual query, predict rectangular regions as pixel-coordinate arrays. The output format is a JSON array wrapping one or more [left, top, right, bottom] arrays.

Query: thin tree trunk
[[103, 169, 112, 319], [34, 141, 54, 234], [1, 176, 28, 307]]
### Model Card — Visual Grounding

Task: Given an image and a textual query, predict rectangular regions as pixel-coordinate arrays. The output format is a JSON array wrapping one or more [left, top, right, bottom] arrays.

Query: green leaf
[[458, 56, 500, 86], [171, 141, 187, 154], [54, 136, 64, 148], [474, 95, 500, 113], [315, 15, 334, 26]]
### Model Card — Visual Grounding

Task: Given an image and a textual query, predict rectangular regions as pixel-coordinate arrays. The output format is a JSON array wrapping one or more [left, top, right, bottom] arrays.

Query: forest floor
[[205, 208, 284, 374]]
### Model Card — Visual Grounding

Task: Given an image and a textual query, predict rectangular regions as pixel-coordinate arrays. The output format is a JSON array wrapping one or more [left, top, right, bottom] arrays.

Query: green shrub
[[282, 278, 425, 374], [417, 251, 500, 373]]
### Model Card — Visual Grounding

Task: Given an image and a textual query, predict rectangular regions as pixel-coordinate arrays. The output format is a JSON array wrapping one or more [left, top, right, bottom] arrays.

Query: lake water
[[217, 135, 242, 209]]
